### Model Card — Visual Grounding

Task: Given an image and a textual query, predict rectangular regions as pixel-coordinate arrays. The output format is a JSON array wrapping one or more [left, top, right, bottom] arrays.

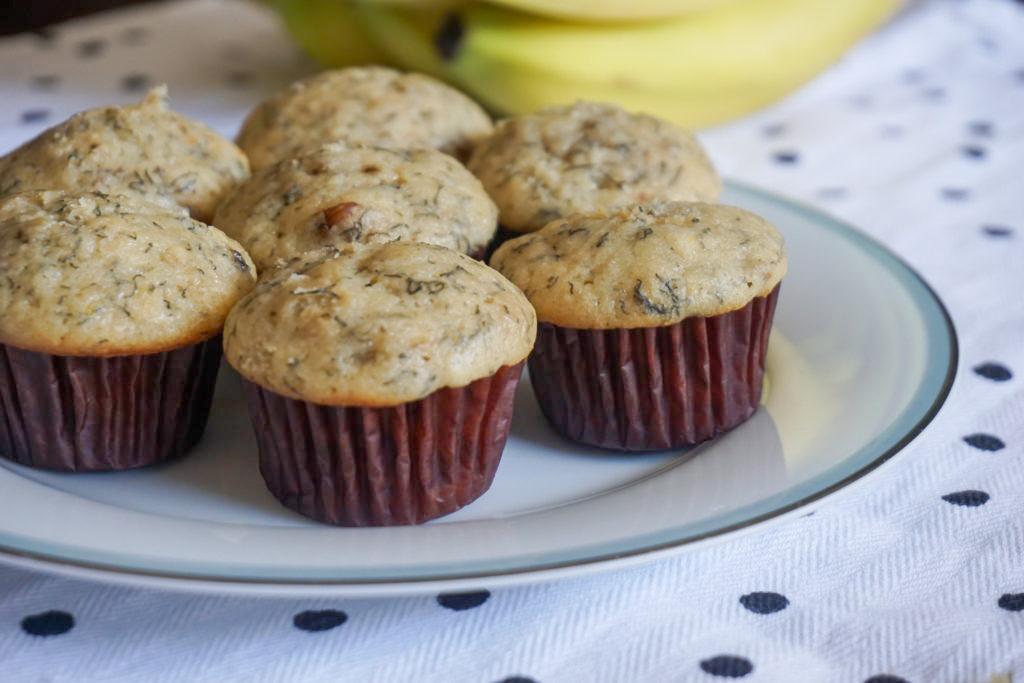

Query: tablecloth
[[0, 0, 1022, 680]]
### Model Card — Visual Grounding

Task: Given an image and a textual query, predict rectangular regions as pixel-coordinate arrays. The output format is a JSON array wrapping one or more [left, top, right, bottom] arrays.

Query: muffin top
[[225, 242, 536, 406], [0, 88, 249, 222], [491, 202, 786, 329], [214, 144, 498, 273], [468, 101, 722, 233], [236, 66, 494, 171], [0, 191, 256, 356]]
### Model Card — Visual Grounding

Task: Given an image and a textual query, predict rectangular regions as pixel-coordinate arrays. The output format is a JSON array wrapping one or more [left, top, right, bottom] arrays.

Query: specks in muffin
[[231, 250, 250, 273], [283, 185, 301, 205], [633, 276, 683, 318], [405, 278, 446, 295]]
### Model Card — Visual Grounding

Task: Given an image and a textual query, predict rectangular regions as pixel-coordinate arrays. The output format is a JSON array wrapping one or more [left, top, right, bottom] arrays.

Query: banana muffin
[[468, 100, 721, 234], [0, 88, 249, 223], [491, 201, 785, 451], [236, 66, 494, 171], [0, 191, 256, 471], [214, 143, 498, 272], [224, 241, 536, 525]]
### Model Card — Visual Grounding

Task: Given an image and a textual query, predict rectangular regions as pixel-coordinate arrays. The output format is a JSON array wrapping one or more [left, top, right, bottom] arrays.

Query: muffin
[[214, 143, 498, 272], [468, 100, 721, 235], [0, 88, 249, 222], [0, 191, 256, 471], [491, 201, 785, 451], [236, 66, 494, 171], [224, 242, 536, 526]]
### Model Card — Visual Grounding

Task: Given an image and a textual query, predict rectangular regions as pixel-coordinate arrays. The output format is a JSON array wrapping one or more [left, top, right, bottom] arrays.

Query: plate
[[0, 183, 957, 596]]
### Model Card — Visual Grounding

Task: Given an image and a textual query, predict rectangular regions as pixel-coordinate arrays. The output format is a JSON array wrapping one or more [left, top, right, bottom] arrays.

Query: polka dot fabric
[[0, 0, 1023, 681]]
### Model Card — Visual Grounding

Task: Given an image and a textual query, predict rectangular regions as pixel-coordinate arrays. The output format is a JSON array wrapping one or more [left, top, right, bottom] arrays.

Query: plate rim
[[0, 181, 959, 595]]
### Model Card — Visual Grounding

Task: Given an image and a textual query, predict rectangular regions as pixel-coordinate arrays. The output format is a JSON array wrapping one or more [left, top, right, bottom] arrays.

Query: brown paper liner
[[529, 286, 780, 451], [246, 362, 525, 526], [0, 337, 222, 471]]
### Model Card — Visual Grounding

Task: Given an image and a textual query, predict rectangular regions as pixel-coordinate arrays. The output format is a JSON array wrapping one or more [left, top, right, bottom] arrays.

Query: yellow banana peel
[[277, 0, 902, 129], [267, 0, 389, 67], [483, 0, 737, 22]]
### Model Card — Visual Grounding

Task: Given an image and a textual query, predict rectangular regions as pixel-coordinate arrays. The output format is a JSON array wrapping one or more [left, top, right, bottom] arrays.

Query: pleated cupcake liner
[[246, 361, 525, 526], [0, 337, 223, 471], [528, 286, 780, 451]]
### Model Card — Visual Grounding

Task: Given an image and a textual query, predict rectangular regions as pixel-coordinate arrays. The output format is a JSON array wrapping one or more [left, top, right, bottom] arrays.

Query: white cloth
[[1, 0, 1023, 680]]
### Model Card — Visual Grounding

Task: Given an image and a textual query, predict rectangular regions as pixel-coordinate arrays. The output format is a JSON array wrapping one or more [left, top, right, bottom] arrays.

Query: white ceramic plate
[[0, 183, 956, 596]]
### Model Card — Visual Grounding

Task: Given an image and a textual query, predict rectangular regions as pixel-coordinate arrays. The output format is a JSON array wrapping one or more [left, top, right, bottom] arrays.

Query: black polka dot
[[700, 655, 753, 678], [121, 27, 148, 45], [21, 109, 50, 124], [879, 124, 904, 138], [772, 151, 799, 164], [942, 490, 990, 507], [739, 592, 789, 614], [221, 43, 249, 61], [922, 86, 946, 101], [980, 34, 1000, 51], [973, 363, 1012, 381], [849, 94, 872, 108], [77, 39, 106, 58], [982, 224, 1013, 237], [121, 73, 151, 93], [864, 675, 909, 683], [998, 593, 1024, 611], [1015, 68, 1024, 83], [941, 188, 969, 201], [817, 187, 847, 200], [961, 145, 986, 160], [21, 610, 74, 637], [226, 70, 253, 88], [963, 433, 1005, 451], [32, 27, 59, 48], [293, 609, 347, 632], [437, 590, 490, 611], [968, 121, 993, 137], [901, 68, 925, 84], [495, 678, 538, 683], [30, 75, 60, 90], [761, 123, 786, 137]]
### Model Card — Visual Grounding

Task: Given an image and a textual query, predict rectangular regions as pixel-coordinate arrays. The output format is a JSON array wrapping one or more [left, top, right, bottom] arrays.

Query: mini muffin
[[0, 87, 249, 222], [236, 66, 494, 171], [214, 143, 498, 272], [224, 242, 536, 525], [469, 101, 721, 235], [0, 191, 256, 471], [491, 201, 785, 451]]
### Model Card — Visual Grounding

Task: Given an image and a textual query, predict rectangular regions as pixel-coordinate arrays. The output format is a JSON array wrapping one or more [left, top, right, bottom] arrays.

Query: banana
[[355, 0, 902, 129], [348, 2, 451, 79], [482, 0, 738, 22], [266, 0, 390, 67]]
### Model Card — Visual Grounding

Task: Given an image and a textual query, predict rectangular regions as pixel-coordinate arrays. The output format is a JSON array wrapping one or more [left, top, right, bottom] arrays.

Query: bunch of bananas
[[267, 0, 902, 129]]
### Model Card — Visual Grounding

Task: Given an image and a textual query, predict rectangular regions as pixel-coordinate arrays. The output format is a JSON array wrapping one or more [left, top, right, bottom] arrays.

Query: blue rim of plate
[[0, 181, 958, 589]]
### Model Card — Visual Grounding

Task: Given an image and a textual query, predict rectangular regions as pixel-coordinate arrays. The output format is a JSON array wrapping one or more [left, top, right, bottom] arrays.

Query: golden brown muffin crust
[[0, 191, 256, 356], [236, 66, 494, 171], [491, 201, 785, 329], [468, 101, 722, 233], [224, 242, 536, 406], [214, 144, 497, 273], [0, 88, 249, 222]]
